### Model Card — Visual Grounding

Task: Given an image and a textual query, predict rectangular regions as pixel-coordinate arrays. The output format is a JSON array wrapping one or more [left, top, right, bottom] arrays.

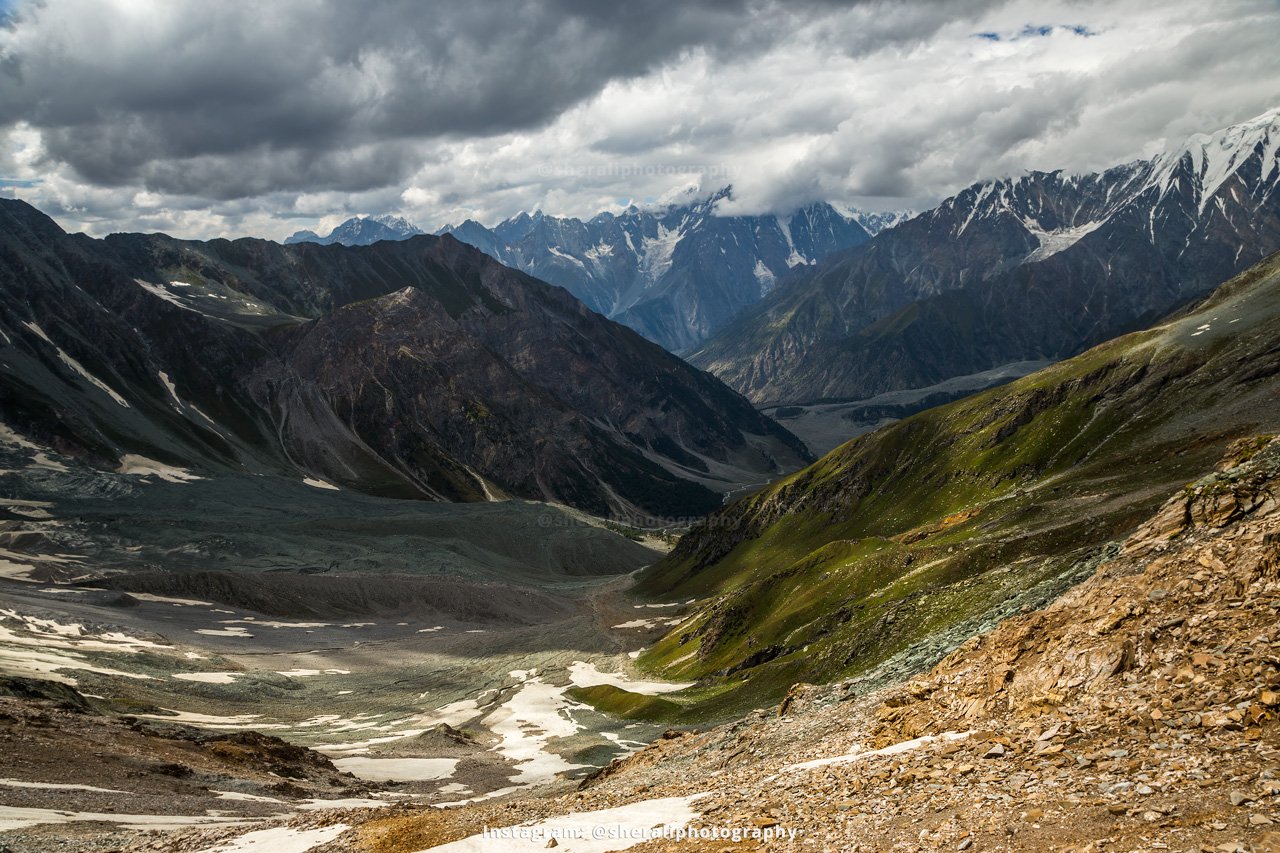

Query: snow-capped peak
[[1149, 107, 1280, 211], [284, 213, 425, 245], [369, 214, 423, 234], [830, 203, 918, 236]]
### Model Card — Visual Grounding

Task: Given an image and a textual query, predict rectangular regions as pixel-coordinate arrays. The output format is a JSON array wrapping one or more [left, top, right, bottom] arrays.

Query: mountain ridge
[[691, 108, 1280, 405]]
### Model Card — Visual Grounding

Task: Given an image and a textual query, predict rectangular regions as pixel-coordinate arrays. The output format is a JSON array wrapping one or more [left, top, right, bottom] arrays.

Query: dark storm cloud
[[0, 0, 1015, 200], [3, 0, 1275, 240], [0, 0, 849, 197]]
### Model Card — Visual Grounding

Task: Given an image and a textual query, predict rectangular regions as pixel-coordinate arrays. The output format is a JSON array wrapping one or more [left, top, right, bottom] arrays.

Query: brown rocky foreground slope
[[149, 437, 1280, 851]]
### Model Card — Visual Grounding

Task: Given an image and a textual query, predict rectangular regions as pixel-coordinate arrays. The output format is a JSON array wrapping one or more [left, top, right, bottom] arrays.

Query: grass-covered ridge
[[632, 252, 1280, 721]]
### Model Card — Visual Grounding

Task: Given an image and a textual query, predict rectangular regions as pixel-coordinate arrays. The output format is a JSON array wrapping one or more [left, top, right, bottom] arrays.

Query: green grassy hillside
[[633, 252, 1280, 720]]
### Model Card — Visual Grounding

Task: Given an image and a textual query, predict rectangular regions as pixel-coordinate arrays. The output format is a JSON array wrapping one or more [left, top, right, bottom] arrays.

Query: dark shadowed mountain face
[[437, 189, 872, 352], [692, 109, 1280, 405], [0, 200, 809, 520]]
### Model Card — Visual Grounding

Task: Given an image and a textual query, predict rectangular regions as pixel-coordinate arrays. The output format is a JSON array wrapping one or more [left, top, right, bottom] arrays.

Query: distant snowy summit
[[285, 214, 424, 246], [840, 207, 918, 235]]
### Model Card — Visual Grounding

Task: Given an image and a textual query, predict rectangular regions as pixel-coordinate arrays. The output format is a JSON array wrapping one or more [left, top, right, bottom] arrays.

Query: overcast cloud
[[0, 0, 1277, 239]]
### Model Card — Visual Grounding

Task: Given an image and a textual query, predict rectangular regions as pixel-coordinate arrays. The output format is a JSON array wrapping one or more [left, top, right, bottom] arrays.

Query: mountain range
[[437, 189, 875, 352], [286, 191, 888, 353], [691, 108, 1280, 406], [0, 200, 807, 520]]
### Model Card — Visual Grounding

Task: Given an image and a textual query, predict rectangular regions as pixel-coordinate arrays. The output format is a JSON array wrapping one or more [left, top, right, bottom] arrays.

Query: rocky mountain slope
[[0, 199, 806, 520], [557, 436, 1280, 853], [693, 108, 1280, 405], [436, 189, 872, 352], [632, 250, 1280, 717]]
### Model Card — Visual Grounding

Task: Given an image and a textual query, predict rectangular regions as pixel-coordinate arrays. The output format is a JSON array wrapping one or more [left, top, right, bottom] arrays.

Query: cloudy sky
[[0, 0, 1277, 240]]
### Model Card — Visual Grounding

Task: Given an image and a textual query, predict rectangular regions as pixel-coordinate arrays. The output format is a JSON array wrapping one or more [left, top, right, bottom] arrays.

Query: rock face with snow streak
[[438, 188, 873, 352], [0, 200, 807, 519], [692, 108, 1280, 404]]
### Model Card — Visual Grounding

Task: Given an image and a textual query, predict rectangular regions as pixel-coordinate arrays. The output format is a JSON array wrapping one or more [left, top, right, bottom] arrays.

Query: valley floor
[[0, 565, 701, 852]]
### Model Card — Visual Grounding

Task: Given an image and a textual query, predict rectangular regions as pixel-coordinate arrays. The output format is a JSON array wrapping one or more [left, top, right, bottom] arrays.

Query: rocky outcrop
[[1124, 436, 1279, 554], [874, 437, 1280, 745]]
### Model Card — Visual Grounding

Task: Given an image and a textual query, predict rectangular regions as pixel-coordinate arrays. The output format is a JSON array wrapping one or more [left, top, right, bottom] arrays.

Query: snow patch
[[775, 214, 810, 267], [416, 795, 706, 852], [637, 223, 683, 283], [0, 609, 170, 683], [0, 552, 63, 582], [173, 672, 240, 684], [134, 279, 197, 310], [0, 806, 254, 833], [331, 757, 459, 782], [157, 371, 218, 424], [296, 797, 390, 810], [583, 241, 615, 264], [158, 370, 182, 408], [609, 617, 680, 630], [546, 245, 586, 269], [223, 618, 331, 629], [0, 499, 53, 519], [133, 709, 288, 730], [753, 260, 777, 296], [1022, 220, 1104, 263], [430, 698, 483, 728], [133, 278, 282, 321], [567, 661, 692, 695], [0, 424, 41, 451], [784, 731, 971, 772], [211, 791, 285, 804], [0, 778, 127, 794], [0, 642, 151, 684], [196, 626, 254, 638], [276, 668, 351, 677], [195, 824, 350, 853], [117, 454, 202, 483], [128, 592, 215, 607], [480, 675, 587, 792], [302, 477, 340, 491]]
